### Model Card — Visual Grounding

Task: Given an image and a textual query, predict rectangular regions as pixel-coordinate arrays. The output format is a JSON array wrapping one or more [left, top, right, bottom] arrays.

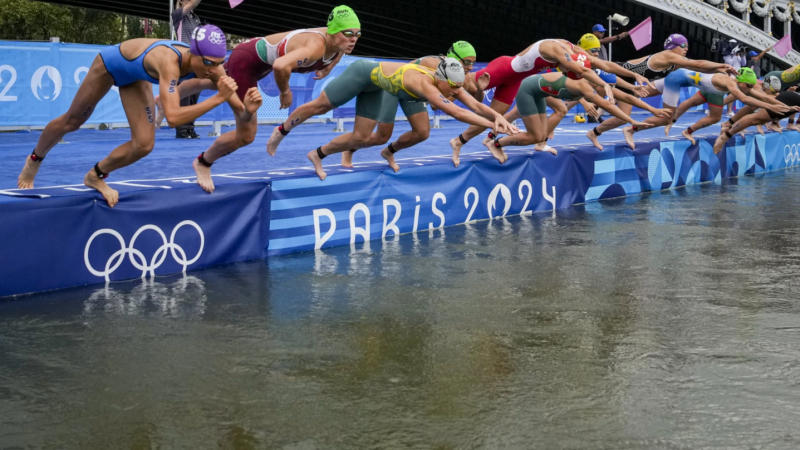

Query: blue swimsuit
[[99, 40, 196, 87]]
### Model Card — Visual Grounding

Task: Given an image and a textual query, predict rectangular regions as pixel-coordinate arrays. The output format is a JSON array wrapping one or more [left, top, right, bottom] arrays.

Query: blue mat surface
[[0, 111, 721, 195]]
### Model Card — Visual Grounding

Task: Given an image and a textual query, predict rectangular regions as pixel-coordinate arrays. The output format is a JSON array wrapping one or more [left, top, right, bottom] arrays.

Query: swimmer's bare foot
[[713, 134, 727, 154], [586, 129, 603, 150], [664, 121, 673, 136], [681, 129, 696, 146], [482, 136, 507, 163], [380, 148, 400, 172], [449, 136, 463, 167], [307, 149, 327, 180], [535, 143, 558, 155], [193, 157, 215, 193], [266, 126, 285, 156], [84, 167, 119, 207], [341, 149, 355, 168], [17, 154, 42, 189], [622, 127, 636, 150], [756, 124, 764, 135], [767, 121, 783, 133]]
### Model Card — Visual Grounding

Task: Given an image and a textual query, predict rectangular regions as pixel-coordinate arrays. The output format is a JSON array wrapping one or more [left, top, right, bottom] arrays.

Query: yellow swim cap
[[578, 33, 601, 51]]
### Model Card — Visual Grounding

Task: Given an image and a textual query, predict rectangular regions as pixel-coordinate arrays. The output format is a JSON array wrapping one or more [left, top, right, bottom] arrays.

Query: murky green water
[[3, 171, 800, 449]]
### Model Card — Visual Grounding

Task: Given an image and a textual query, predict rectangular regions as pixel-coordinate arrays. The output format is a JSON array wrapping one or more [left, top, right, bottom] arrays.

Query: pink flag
[[628, 17, 652, 51], [229, 0, 244, 7], [774, 34, 792, 57]]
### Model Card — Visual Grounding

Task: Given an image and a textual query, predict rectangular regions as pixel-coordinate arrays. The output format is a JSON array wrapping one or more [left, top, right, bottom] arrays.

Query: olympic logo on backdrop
[[784, 144, 800, 165], [84, 221, 205, 281], [30, 65, 62, 101]]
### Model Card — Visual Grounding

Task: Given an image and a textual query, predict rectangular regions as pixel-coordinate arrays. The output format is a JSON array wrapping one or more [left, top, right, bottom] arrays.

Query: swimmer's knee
[[131, 139, 155, 157], [236, 130, 256, 147], [412, 128, 430, 141], [62, 114, 88, 132]]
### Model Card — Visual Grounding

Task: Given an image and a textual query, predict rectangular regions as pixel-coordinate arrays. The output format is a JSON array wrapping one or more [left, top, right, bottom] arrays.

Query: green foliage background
[[0, 0, 170, 44]]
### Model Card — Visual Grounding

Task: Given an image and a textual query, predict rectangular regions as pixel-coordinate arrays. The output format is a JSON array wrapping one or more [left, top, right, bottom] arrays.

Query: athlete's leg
[[450, 98, 511, 166], [193, 89, 262, 193], [386, 110, 430, 150], [622, 105, 676, 149], [489, 113, 553, 155], [84, 81, 156, 207], [266, 92, 335, 155], [714, 109, 772, 153], [269, 60, 377, 155], [308, 115, 378, 180], [665, 92, 704, 136], [592, 83, 662, 138], [787, 113, 800, 132], [683, 105, 721, 145], [585, 101, 635, 150], [722, 104, 755, 130], [18, 55, 113, 188], [375, 110, 431, 171], [341, 121, 393, 167], [534, 97, 567, 151]]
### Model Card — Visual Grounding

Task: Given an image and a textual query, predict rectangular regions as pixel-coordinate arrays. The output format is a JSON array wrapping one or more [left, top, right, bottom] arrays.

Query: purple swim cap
[[190, 24, 227, 58], [663, 33, 688, 50]]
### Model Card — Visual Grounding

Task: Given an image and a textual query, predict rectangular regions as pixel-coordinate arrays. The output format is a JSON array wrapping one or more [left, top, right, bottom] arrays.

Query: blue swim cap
[[597, 70, 617, 84]]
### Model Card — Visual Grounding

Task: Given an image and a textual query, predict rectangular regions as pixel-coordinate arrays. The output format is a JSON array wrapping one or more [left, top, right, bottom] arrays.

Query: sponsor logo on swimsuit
[[84, 221, 204, 281], [541, 86, 558, 96], [31, 66, 62, 102]]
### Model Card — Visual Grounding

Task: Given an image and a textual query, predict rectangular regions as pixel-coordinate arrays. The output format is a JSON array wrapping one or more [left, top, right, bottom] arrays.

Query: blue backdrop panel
[[0, 182, 270, 296], [268, 132, 800, 255], [0, 41, 130, 126]]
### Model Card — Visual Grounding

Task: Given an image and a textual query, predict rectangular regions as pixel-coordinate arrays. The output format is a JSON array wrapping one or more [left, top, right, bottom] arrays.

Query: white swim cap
[[435, 57, 465, 84]]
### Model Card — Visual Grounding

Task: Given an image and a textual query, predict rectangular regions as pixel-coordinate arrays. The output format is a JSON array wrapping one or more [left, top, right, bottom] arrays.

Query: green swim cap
[[736, 67, 757, 85], [327, 5, 360, 35], [447, 40, 476, 60]]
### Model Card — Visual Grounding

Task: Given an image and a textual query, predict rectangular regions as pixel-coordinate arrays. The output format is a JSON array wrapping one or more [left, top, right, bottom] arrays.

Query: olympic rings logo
[[208, 31, 224, 45], [84, 220, 204, 281], [784, 144, 800, 165]]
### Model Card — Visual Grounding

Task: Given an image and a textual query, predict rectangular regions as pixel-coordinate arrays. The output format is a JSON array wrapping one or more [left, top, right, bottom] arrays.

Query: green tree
[[0, 1, 171, 44]]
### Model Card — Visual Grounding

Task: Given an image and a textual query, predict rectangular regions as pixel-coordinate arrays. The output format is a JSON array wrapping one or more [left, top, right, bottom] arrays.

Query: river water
[[2, 170, 800, 449]]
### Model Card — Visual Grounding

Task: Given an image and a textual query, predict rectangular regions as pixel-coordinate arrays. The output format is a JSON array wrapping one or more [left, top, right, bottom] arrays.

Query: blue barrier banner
[[268, 132, 800, 255], [0, 41, 131, 126], [0, 182, 270, 296]]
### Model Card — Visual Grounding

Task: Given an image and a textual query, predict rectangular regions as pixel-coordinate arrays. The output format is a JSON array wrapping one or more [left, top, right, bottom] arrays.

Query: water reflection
[[83, 275, 208, 319], [3, 172, 800, 447]]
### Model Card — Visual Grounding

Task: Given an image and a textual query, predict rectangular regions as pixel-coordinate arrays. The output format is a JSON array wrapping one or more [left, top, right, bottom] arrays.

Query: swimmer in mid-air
[[266, 57, 519, 179], [17, 24, 236, 207]]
